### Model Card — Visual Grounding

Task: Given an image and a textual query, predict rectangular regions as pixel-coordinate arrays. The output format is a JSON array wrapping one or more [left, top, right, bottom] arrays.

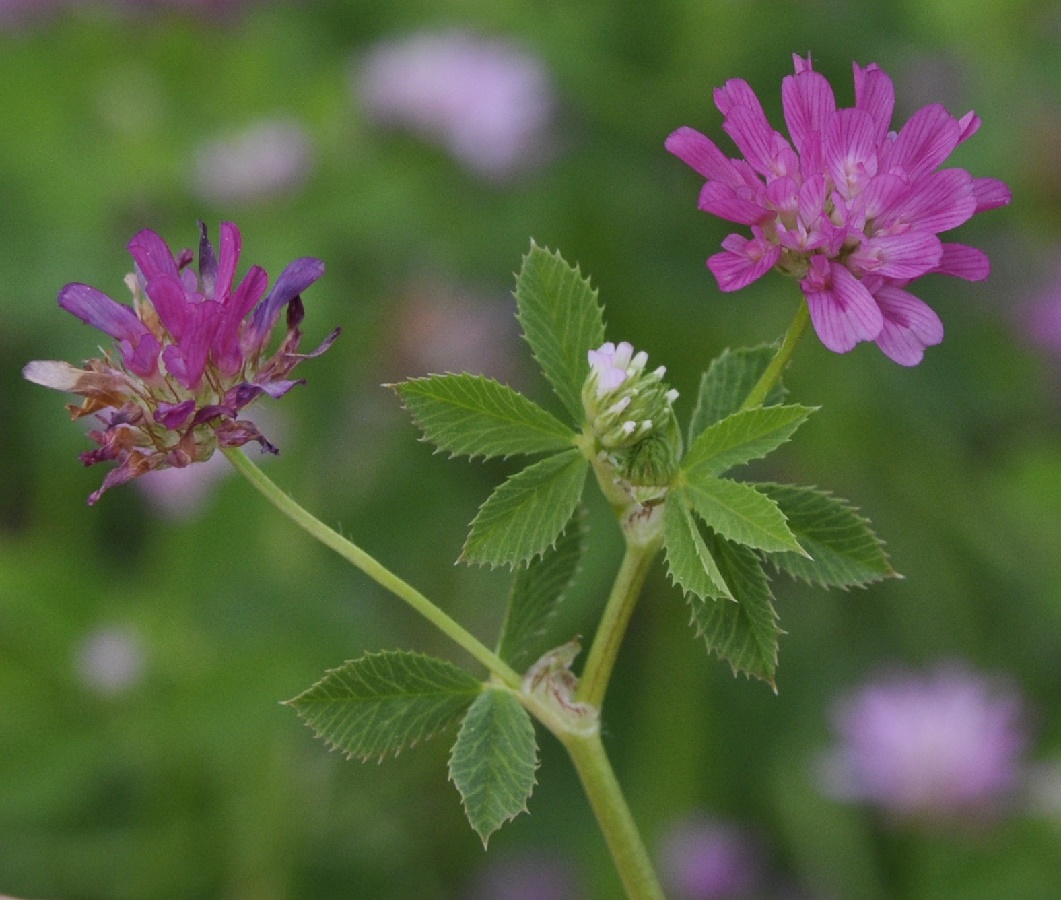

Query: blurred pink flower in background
[[820, 662, 1030, 825], [467, 850, 579, 900], [1021, 260, 1061, 358], [193, 118, 314, 205], [658, 815, 767, 900], [356, 30, 556, 180]]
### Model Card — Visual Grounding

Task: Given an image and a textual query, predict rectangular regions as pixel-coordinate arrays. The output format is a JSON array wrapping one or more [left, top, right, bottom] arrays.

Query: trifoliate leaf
[[662, 490, 733, 601], [688, 344, 788, 442], [393, 373, 576, 460], [687, 532, 781, 686], [515, 243, 606, 424], [285, 651, 482, 760], [684, 475, 805, 555], [497, 509, 586, 670], [462, 448, 588, 568], [449, 688, 538, 847], [683, 404, 815, 479], [757, 483, 896, 588]]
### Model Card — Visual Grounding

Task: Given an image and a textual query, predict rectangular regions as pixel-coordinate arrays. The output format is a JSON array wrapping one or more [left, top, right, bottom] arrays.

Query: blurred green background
[[2, 1, 1060, 898]]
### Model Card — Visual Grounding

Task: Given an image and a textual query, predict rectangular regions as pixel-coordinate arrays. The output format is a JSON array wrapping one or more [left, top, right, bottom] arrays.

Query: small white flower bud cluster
[[583, 341, 679, 451]]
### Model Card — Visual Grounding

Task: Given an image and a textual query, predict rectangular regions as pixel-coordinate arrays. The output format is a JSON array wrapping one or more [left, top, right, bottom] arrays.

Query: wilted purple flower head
[[822, 663, 1029, 825], [659, 816, 766, 900], [357, 30, 555, 180], [24, 222, 338, 504], [666, 55, 1011, 365]]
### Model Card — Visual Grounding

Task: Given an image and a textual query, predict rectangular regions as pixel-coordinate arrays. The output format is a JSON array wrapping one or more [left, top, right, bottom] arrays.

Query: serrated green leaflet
[[662, 491, 732, 600], [515, 243, 606, 423], [683, 475, 804, 555], [683, 404, 814, 479], [757, 483, 895, 588], [462, 448, 588, 568], [497, 509, 586, 670], [687, 532, 781, 686], [449, 688, 538, 847], [394, 373, 575, 460], [688, 345, 788, 442], [285, 651, 482, 760]]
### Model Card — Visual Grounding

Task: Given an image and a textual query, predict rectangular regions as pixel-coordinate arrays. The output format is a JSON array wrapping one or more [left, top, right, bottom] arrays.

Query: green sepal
[[683, 404, 815, 479], [449, 688, 538, 847], [688, 344, 788, 443], [497, 508, 586, 670], [687, 532, 781, 687], [515, 242, 606, 424], [462, 448, 588, 568], [683, 474, 805, 555], [284, 651, 482, 761], [757, 483, 897, 588], [393, 373, 576, 460], [662, 489, 733, 601]]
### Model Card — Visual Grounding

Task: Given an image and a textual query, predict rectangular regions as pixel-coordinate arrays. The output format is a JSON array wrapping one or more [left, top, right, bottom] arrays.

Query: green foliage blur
[[2, 1, 1060, 897]]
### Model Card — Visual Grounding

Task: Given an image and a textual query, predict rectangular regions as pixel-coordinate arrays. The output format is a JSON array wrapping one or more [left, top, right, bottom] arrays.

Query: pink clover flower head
[[822, 662, 1029, 825], [24, 222, 339, 504], [666, 55, 1012, 365]]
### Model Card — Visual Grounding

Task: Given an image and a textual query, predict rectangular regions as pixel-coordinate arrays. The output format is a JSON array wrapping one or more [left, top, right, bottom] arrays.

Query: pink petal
[[782, 66, 836, 154], [850, 232, 942, 279], [873, 284, 944, 365], [665, 127, 742, 185], [853, 62, 895, 146], [884, 168, 976, 234], [722, 104, 789, 178], [214, 221, 242, 301], [698, 181, 771, 225], [714, 78, 764, 119], [972, 177, 1012, 213], [957, 111, 982, 143], [886, 104, 960, 180], [802, 259, 884, 352], [932, 243, 990, 281], [856, 173, 908, 223], [707, 233, 781, 292], [824, 108, 879, 198], [143, 275, 191, 340]]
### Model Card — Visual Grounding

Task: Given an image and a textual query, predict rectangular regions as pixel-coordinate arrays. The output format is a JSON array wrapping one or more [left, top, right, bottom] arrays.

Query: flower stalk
[[222, 447, 521, 689]]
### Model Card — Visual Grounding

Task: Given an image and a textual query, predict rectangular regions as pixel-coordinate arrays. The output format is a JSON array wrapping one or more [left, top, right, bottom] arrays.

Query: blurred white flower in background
[[74, 624, 146, 696], [356, 29, 557, 181]]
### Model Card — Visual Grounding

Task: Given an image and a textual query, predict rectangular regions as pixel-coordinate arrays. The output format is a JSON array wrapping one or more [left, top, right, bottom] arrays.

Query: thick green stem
[[740, 298, 811, 410], [222, 448, 520, 689], [563, 732, 666, 900], [576, 535, 662, 710]]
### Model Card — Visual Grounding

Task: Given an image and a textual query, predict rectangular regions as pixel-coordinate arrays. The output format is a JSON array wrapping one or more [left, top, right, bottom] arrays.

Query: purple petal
[[246, 257, 325, 350], [213, 264, 269, 376], [852, 62, 895, 146], [802, 258, 884, 352], [957, 111, 982, 144], [972, 177, 1012, 213], [698, 181, 771, 225], [665, 127, 742, 186], [932, 243, 991, 281], [873, 284, 944, 365], [781, 66, 835, 154], [214, 221, 242, 301], [707, 233, 781, 292], [856, 173, 909, 223], [58, 283, 146, 342], [154, 399, 197, 429], [127, 229, 180, 282], [886, 104, 960, 180], [143, 275, 191, 339]]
